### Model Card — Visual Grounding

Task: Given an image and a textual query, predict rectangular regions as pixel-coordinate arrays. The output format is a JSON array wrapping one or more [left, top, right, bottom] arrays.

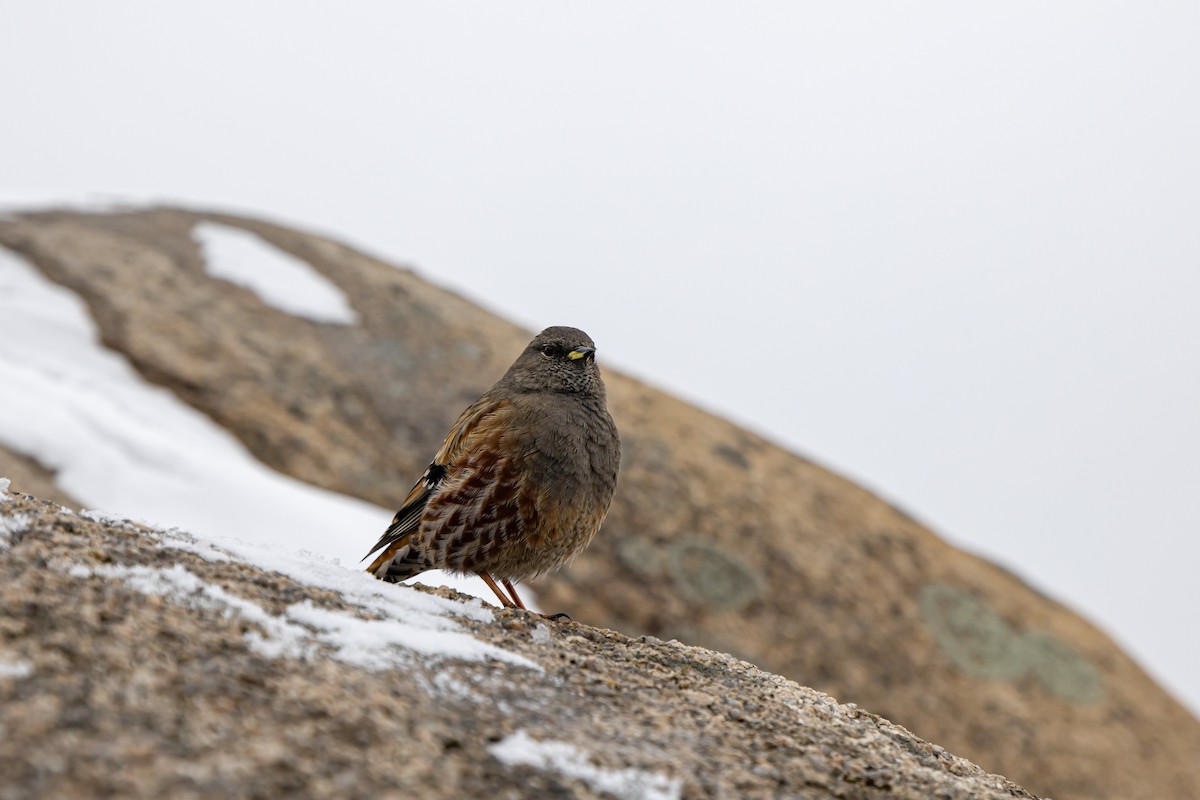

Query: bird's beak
[[567, 346, 595, 361]]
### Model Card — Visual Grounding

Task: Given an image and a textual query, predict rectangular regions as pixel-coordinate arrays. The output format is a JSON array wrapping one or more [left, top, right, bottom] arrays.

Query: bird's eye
[[540, 344, 558, 358]]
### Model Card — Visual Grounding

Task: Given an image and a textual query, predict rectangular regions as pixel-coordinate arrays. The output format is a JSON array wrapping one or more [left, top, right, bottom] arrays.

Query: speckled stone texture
[[1, 207, 1197, 800], [0, 490, 1037, 800]]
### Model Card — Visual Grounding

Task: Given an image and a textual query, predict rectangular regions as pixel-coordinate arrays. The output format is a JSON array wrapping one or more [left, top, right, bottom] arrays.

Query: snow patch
[[489, 731, 682, 800], [430, 672, 480, 701], [0, 241, 529, 610], [192, 221, 358, 325], [0, 239, 387, 562], [0, 660, 33, 680], [0, 512, 31, 550], [155, 526, 500, 623], [151, 526, 538, 669], [71, 560, 535, 669], [287, 600, 534, 669], [155, 529, 233, 562], [72, 563, 316, 660]]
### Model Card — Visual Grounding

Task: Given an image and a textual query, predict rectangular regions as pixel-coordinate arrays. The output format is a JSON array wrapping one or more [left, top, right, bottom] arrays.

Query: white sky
[[2, 3, 1197, 714]]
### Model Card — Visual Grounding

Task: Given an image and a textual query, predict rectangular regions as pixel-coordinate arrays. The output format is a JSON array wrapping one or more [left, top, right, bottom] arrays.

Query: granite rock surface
[[0, 487, 1038, 800]]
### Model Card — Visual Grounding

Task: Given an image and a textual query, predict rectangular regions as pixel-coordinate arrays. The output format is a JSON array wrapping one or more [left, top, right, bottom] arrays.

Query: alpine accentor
[[364, 326, 621, 611]]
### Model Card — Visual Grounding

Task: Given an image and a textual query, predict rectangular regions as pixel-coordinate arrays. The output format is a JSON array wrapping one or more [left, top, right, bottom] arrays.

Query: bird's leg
[[503, 578, 573, 622], [501, 579, 528, 610], [478, 572, 517, 608], [480, 573, 569, 620]]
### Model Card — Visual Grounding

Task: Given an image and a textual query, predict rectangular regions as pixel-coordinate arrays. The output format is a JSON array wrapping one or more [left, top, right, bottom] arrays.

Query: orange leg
[[501, 579, 528, 610], [478, 573, 559, 618], [478, 572, 518, 608]]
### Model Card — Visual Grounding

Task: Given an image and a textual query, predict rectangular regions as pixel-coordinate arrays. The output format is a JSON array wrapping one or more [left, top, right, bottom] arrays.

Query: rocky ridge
[[0, 484, 1039, 800]]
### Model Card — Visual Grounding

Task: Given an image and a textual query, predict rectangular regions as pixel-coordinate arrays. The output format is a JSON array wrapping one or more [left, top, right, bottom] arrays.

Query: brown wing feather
[[362, 395, 513, 573], [421, 424, 538, 574], [430, 394, 511, 465]]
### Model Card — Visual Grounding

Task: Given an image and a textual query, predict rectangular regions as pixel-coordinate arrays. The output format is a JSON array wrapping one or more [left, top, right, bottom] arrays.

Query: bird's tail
[[365, 535, 431, 583]]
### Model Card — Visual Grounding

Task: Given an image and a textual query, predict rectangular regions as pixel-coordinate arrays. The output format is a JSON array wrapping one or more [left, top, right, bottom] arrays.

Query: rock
[[0, 445, 78, 508], [0, 487, 1038, 800], [1, 206, 1197, 800]]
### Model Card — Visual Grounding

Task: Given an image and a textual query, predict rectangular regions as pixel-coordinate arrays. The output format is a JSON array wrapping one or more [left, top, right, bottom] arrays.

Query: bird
[[363, 326, 621, 613]]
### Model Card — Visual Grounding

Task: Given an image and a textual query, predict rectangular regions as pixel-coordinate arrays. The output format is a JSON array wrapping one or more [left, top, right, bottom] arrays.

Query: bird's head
[[505, 326, 604, 396]]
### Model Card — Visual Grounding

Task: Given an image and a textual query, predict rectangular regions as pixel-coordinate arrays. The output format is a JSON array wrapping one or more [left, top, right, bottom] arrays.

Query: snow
[[489, 731, 682, 800], [192, 221, 359, 325], [0, 245, 379, 563], [0, 511, 31, 551], [286, 600, 534, 668], [1, 194, 362, 330], [0, 242, 542, 671], [0, 246, 514, 607], [150, 525, 535, 668], [69, 552, 536, 669], [71, 562, 317, 660], [0, 660, 33, 680]]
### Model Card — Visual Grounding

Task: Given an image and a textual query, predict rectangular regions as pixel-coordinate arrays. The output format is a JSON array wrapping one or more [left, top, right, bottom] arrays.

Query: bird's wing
[[419, 402, 551, 574], [362, 395, 513, 570]]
